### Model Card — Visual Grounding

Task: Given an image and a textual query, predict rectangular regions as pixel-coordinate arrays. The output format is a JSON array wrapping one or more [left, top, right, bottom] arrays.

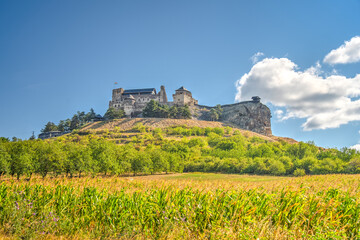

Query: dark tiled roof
[[123, 88, 156, 95], [176, 86, 189, 91]]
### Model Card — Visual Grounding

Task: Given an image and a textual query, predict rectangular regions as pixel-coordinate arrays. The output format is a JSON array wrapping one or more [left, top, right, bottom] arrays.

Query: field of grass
[[1, 173, 360, 239]]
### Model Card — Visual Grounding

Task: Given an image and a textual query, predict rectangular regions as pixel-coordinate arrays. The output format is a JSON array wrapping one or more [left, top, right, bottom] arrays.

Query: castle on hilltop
[[109, 86, 198, 116], [109, 86, 272, 136]]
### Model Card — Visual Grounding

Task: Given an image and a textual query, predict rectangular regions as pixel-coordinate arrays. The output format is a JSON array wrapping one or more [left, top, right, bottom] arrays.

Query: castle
[[109, 86, 198, 116], [109, 86, 272, 136]]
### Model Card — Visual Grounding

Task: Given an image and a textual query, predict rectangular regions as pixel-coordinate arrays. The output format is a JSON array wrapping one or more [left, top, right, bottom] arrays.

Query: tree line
[[41, 109, 101, 133], [1, 126, 360, 179], [40, 99, 193, 135]]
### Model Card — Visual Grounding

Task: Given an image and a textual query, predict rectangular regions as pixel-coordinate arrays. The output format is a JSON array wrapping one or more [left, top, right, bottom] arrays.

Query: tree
[[64, 143, 93, 177], [130, 151, 152, 176], [114, 145, 132, 175], [0, 144, 10, 177], [293, 168, 306, 177], [41, 122, 58, 133], [8, 141, 34, 180], [210, 109, 219, 121], [178, 105, 191, 119], [268, 160, 286, 175], [215, 104, 223, 116], [33, 141, 66, 178], [58, 119, 71, 132], [70, 114, 80, 130], [143, 100, 161, 117], [90, 139, 118, 175], [85, 108, 97, 122], [150, 150, 169, 174], [29, 131, 36, 140], [209, 105, 223, 121], [104, 107, 125, 120], [169, 106, 178, 118], [347, 158, 360, 173], [143, 101, 191, 119], [77, 111, 86, 125], [0, 137, 9, 143]]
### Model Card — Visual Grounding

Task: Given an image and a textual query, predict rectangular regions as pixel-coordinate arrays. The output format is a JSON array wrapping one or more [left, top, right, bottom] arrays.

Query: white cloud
[[274, 109, 284, 119], [324, 36, 360, 64], [250, 52, 264, 64], [235, 57, 360, 130], [350, 144, 360, 152]]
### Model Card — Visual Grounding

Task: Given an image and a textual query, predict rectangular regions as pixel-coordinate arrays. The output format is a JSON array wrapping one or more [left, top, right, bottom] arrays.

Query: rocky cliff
[[193, 100, 272, 136]]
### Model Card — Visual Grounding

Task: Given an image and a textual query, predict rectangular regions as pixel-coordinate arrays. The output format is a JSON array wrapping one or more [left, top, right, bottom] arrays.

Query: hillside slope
[[80, 118, 296, 143]]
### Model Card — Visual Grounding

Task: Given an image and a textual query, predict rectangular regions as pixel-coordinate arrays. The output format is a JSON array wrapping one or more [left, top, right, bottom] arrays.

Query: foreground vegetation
[[2, 122, 359, 239], [1, 124, 360, 180], [1, 174, 360, 239]]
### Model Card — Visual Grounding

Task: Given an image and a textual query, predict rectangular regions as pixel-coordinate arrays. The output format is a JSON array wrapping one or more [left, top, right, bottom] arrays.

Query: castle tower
[[159, 85, 168, 103], [123, 95, 136, 116], [112, 88, 124, 101], [172, 86, 198, 106]]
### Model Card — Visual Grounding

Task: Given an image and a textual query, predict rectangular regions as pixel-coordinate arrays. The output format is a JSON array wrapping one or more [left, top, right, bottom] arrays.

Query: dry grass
[[80, 118, 290, 143]]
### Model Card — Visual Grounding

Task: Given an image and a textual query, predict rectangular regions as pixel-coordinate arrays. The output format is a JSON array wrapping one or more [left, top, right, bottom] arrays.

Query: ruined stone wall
[[193, 101, 272, 136]]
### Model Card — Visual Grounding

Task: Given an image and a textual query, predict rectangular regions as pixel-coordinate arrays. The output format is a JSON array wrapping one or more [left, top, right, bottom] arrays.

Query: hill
[[80, 118, 296, 143]]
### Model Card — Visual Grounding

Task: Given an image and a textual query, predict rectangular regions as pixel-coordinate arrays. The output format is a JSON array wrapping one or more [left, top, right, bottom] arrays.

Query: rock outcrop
[[193, 100, 272, 136]]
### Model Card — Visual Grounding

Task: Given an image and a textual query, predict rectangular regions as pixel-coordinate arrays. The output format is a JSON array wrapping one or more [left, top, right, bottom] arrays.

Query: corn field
[[1, 174, 360, 239]]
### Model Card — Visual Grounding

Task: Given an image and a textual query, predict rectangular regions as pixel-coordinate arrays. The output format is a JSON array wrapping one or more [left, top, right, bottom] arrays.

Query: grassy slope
[[80, 118, 297, 144]]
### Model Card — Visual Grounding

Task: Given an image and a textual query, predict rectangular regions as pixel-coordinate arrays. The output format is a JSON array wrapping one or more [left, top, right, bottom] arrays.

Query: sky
[[0, 0, 360, 149]]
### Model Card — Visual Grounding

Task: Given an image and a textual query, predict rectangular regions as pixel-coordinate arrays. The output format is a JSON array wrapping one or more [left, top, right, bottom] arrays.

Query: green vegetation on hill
[[143, 100, 191, 119], [41, 108, 100, 133], [1, 124, 359, 179], [104, 107, 125, 120]]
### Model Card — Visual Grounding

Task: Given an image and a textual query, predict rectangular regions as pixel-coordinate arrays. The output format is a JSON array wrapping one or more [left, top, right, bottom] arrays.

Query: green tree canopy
[[104, 107, 125, 120], [41, 122, 59, 133]]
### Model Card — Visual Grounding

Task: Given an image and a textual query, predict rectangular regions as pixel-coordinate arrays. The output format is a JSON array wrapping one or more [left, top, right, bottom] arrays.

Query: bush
[[293, 168, 306, 177], [269, 160, 286, 176]]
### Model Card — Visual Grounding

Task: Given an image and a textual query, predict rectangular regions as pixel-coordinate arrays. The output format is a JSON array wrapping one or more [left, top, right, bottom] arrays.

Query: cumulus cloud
[[250, 52, 264, 64], [235, 57, 360, 130], [350, 144, 360, 151], [324, 36, 360, 64]]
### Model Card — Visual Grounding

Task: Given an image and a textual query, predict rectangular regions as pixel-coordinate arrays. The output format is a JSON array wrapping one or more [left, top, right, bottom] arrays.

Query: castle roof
[[123, 88, 156, 95], [176, 86, 190, 92]]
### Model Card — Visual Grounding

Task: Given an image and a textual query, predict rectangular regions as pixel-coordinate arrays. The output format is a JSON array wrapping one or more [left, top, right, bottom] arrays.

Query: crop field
[[1, 173, 360, 239]]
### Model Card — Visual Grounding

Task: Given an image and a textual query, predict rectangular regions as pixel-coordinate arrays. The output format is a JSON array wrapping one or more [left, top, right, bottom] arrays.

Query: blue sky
[[1, 0, 360, 149]]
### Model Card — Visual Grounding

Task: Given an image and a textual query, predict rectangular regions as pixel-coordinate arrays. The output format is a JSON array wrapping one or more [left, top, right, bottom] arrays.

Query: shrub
[[268, 160, 286, 176], [293, 168, 306, 177]]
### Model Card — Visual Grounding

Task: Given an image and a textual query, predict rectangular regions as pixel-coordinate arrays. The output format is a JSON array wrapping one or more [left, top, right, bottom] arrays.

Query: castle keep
[[109, 86, 272, 136]]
